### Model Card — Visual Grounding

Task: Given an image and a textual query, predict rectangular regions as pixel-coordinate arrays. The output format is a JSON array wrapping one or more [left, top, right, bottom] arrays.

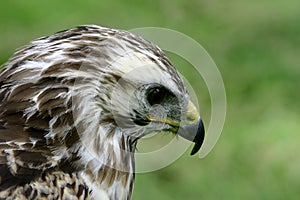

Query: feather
[[0, 25, 197, 200]]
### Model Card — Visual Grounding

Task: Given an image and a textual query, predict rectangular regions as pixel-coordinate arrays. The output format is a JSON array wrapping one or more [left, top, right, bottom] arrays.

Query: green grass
[[1, 0, 300, 199]]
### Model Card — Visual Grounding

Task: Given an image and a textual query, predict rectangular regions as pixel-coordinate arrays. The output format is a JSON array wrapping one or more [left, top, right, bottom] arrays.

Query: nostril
[[184, 114, 199, 125], [186, 115, 196, 122]]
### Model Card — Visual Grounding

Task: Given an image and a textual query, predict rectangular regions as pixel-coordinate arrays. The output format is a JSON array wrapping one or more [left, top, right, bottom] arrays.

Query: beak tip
[[190, 119, 205, 155], [190, 143, 201, 155]]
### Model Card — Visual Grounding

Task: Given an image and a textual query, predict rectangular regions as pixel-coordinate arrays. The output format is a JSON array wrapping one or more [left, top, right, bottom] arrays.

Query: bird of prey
[[0, 25, 205, 200]]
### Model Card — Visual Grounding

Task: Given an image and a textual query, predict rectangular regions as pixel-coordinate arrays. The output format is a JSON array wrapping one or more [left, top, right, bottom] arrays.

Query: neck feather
[[80, 126, 136, 200]]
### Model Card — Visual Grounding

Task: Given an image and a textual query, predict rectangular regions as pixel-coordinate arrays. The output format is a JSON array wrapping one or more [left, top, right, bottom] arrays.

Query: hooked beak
[[177, 101, 205, 155], [146, 100, 205, 155], [178, 117, 205, 155]]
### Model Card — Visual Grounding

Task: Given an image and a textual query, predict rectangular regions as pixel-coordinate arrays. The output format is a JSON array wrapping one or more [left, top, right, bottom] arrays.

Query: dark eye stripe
[[132, 109, 150, 126]]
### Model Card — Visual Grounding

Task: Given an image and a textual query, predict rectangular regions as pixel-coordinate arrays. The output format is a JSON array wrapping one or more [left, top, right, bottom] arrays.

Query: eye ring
[[147, 86, 167, 106]]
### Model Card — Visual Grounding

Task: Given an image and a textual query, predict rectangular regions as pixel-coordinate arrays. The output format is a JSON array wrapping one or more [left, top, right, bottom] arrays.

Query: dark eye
[[147, 86, 167, 106]]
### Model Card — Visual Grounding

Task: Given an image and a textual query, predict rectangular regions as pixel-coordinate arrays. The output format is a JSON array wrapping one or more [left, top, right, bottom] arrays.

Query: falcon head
[[67, 27, 205, 163], [0, 25, 204, 199], [106, 51, 205, 155]]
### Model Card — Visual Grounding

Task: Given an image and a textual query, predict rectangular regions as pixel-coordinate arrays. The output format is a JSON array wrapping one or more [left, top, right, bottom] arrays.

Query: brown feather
[[0, 24, 187, 199]]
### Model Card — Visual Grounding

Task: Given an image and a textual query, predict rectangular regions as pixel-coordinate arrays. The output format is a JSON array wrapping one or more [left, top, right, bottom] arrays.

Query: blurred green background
[[1, 0, 299, 199]]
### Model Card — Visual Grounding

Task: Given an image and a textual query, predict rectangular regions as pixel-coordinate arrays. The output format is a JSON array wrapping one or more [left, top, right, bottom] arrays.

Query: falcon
[[0, 25, 205, 200]]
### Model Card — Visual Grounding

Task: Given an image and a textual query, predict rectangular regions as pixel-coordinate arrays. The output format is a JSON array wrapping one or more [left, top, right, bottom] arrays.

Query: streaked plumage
[[0, 25, 205, 200]]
